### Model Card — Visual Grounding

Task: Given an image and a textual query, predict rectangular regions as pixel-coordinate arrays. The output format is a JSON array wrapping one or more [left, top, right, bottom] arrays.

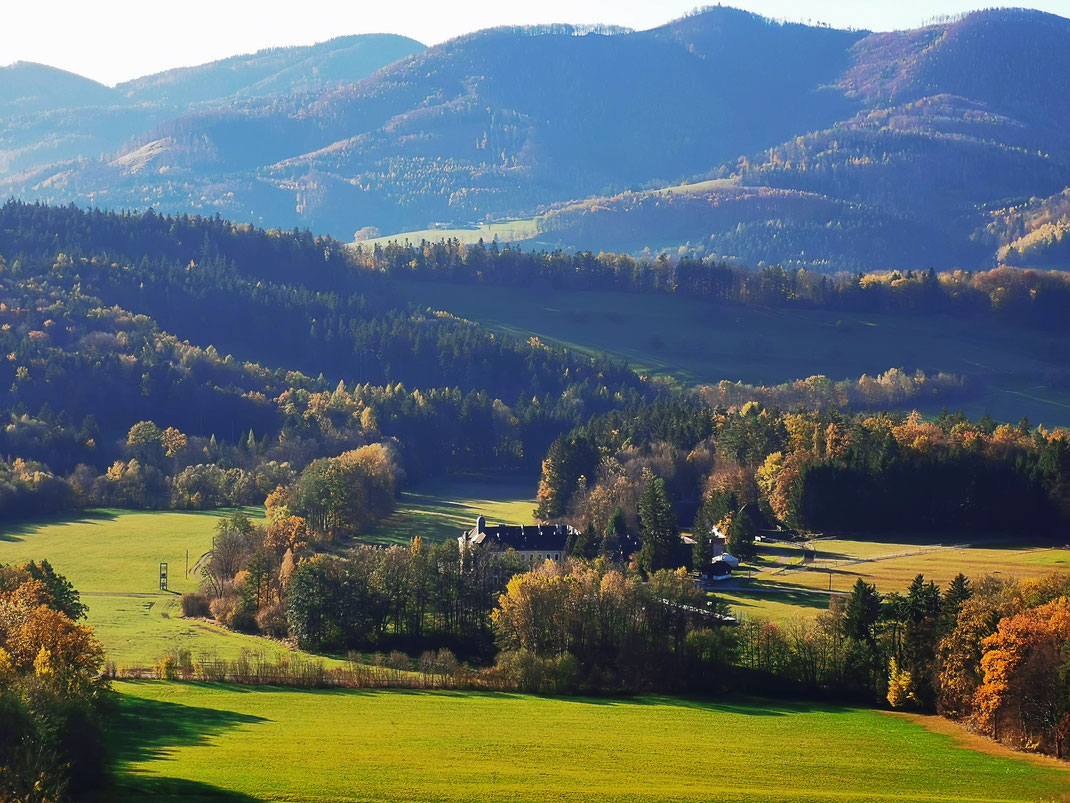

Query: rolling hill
[[3, 7, 1070, 272], [0, 34, 424, 187]]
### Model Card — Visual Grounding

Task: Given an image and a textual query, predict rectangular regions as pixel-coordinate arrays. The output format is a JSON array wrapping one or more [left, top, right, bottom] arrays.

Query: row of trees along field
[[497, 564, 1070, 759]]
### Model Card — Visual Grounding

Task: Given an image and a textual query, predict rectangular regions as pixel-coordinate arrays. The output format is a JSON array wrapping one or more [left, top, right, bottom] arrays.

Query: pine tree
[[843, 578, 882, 646], [637, 477, 678, 575], [727, 505, 758, 562], [571, 521, 599, 560], [602, 506, 626, 559], [943, 573, 972, 623]]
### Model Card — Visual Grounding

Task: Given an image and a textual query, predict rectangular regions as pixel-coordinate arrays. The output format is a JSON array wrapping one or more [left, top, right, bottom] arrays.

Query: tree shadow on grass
[[106, 684, 267, 801], [0, 508, 120, 542], [553, 694, 849, 716], [107, 774, 257, 802], [728, 586, 835, 611]]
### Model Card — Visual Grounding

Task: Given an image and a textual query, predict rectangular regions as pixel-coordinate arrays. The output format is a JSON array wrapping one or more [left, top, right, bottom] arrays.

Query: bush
[[255, 601, 289, 638], [180, 592, 211, 618], [153, 654, 177, 680], [210, 595, 258, 633]]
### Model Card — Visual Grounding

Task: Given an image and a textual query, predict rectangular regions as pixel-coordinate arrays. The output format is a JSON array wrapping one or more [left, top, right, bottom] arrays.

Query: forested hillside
[[539, 11, 1070, 270], [0, 202, 650, 518], [1, 201, 1068, 525], [3, 7, 1070, 271], [0, 34, 424, 181]]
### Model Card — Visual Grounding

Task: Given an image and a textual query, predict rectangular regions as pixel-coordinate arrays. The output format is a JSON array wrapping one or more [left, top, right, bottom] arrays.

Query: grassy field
[[355, 218, 541, 249], [109, 681, 1069, 802], [0, 508, 312, 666], [716, 587, 833, 623], [716, 537, 1070, 623], [394, 281, 1070, 427], [763, 543, 1070, 595], [360, 475, 536, 546], [0, 475, 535, 663]]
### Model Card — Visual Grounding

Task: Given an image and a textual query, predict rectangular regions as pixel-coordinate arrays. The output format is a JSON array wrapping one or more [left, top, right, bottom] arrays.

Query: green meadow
[[0, 508, 303, 666], [718, 537, 1070, 624], [356, 218, 542, 248], [757, 542, 1070, 596], [109, 681, 1068, 802], [395, 281, 1070, 427], [0, 475, 535, 664], [360, 474, 536, 545]]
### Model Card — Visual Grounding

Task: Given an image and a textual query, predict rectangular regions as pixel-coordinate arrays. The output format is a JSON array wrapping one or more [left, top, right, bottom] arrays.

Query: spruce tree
[[638, 477, 678, 575]]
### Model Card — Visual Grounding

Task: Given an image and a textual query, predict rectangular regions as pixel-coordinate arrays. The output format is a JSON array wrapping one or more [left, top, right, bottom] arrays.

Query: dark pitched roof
[[464, 523, 576, 552]]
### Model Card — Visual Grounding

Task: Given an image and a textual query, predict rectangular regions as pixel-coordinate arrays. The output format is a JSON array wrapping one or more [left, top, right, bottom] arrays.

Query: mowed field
[[0, 507, 305, 666], [109, 681, 1068, 803], [395, 281, 1070, 427], [718, 536, 1070, 623], [360, 475, 536, 545]]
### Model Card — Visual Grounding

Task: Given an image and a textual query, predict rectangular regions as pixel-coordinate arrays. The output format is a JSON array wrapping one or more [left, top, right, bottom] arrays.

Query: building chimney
[[476, 515, 486, 535]]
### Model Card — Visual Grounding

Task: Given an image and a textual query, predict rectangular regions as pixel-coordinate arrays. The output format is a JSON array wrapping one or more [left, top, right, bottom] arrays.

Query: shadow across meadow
[[0, 508, 120, 542], [106, 685, 267, 802]]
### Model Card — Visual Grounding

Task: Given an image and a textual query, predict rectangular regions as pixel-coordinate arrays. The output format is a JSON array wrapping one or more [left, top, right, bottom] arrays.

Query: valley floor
[[109, 682, 1069, 802]]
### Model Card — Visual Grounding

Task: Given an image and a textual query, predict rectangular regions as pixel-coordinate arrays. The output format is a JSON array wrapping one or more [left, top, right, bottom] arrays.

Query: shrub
[[153, 654, 177, 680], [210, 594, 258, 633], [255, 601, 289, 639], [180, 592, 211, 618]]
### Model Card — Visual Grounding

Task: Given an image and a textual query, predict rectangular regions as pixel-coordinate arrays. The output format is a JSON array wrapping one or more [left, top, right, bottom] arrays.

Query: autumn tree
[[160, 426, 188, 459], [291, 443, 401, 537], [975, 598, 1070, 755], [0, 562, 109, 800]]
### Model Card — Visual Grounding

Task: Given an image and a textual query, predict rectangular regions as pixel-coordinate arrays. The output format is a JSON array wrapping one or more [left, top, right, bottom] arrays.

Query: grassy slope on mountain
[[394, 279, 1070, 426]]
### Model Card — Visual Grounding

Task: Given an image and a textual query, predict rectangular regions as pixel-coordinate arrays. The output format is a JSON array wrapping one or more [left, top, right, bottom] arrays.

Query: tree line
[[537, 403, 1068, 555], [355, 237, 1070, 333], [180, 507, 1070, 760]]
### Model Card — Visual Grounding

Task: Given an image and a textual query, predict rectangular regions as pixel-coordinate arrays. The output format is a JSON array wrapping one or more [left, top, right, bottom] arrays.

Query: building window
[[555, 553, 560, 560]]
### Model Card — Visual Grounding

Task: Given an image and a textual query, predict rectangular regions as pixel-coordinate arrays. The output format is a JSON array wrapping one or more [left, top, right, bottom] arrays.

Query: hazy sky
[[3, 0, 1069, 86]]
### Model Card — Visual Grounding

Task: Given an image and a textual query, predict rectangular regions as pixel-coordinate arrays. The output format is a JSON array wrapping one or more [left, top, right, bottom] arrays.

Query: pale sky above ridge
[[2, 0, 1069, 86]]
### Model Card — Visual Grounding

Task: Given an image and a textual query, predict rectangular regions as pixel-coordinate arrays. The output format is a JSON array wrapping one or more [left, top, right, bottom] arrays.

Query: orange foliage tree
[[974, 598, 1070, 756]]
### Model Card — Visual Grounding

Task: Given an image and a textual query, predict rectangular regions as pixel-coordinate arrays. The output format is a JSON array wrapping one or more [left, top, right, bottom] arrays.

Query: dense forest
[[2, 201, 1068, 528], [536, 402, 1069, 543], [0, 202, 662, 519]]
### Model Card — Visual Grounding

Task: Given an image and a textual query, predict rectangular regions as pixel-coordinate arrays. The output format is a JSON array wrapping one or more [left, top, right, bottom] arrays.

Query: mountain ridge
[[2, 7, 1069, 271]]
